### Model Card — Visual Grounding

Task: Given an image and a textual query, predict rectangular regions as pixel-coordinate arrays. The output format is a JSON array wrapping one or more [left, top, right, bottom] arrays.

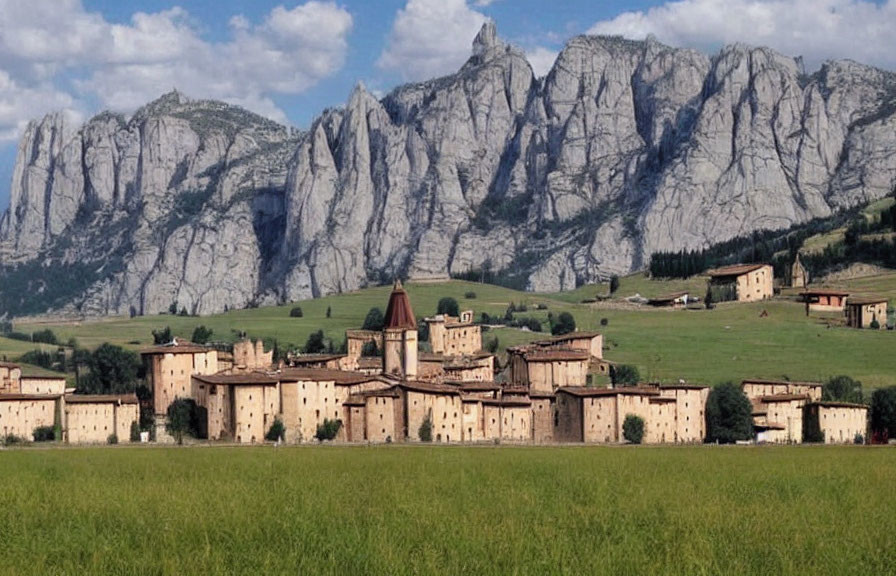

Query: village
[[0, 259, 876, 447]]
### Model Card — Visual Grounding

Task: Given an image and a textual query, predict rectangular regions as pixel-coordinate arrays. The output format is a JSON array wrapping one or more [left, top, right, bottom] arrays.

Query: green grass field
[[0, 445, 893, 576], [8, 272, 896, 388]]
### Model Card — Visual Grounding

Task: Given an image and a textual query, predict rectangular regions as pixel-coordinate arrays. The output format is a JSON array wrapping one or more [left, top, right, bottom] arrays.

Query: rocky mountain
[[4, 23, 896, 317]]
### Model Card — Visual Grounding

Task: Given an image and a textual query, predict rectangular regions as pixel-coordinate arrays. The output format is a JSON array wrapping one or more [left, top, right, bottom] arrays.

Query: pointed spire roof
[[384, 280, 416, 330]]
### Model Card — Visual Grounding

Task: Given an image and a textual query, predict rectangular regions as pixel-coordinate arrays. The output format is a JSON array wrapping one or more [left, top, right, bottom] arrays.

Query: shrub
[[361, 340, 380, 357], [362, 307, 385, 331], [464, 291, 477, 299], [31, 329, 58, 345], [418, 414, 433, 442], [289, 306, 304, 318], [822, 375, 863, 404], [152, 326, 172, 345], [854, 433, 865, 445], [168, 302, 178, 315], [485, 337, 499, 354], [622, 414, 644, 444], [705, 382, 754, 443], [304, 330, 327, 354], [33, 426, 55, 442], [871, 387, 896, 438], [871, 315, 881, 329], [611, 364, 640, 387], [130, 421, 141, 443], [76, 343, 140, 395], [610, 275, 620, 294], [266, 418, 286, 442], [600, 318, 609, 326], [315, 419, 342, 441], [191, 325, 213, 345], [5, 331, 31, 342], [523, 318, 542, 332], [437, 297, 460, 317], [551, 312, 576, 335], [535, 303, 548, 310], [107, 434, 119, 445], [3, 434, 24, 445], [326, 306, 332, 319], [166, 398, 199, 445]]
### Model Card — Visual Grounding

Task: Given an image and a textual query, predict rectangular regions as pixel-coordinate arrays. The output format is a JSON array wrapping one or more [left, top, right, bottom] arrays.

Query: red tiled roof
[[65, 393, 139, 405], [707, 263, 769, 277], [384, 280, 416, 330], [278, 368, 382, 386], [193, 373, 280, 386]]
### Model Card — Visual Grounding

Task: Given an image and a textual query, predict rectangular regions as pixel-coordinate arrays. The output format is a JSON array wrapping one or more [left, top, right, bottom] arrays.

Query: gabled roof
[[707, 263, 769, 277], [384, 280, 416, 330]]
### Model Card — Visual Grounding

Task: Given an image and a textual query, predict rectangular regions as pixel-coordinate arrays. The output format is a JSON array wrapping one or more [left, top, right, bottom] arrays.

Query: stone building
[[658, 384, 710, 443], [751, 393, 807, 443], [554, 387, 657, 443], [191, 372, 280, 443], [741, 379, 822, 403], [507, 347, 591, 394], [800, 289, 850, 313], [0, 393, 59, 440], [64, 394, 139, 444], [425, 310, 481, 355], [141, 339, 218, 437], [789, 254, 807, 288], [845, 296, 888, 329], [706, 263, 774, 303], [804, 401, 868, 444], [382, 280, 418, 379]]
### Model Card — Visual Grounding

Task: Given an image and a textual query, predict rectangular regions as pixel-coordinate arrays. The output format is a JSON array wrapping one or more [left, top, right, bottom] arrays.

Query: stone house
[[507, 347, 590, 394], [751, 393, 807, 443], [532, 332, 603, 360], [789, 254, 807, 288], [425, 310, 481, 355], [0, 394, 59, 441], [803, 402, 868, 444], [191, 372, 281, 444], [554, 387, 658, 443], [741, 379, 822, 403], [706, 263, 774, 303], [845, 296, 888, 329], [64, 394, 139, 444], [658, 384, 710, 443], [0, 362, 23, 394]]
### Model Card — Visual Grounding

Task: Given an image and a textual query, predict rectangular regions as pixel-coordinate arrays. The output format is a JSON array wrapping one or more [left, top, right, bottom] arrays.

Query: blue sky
[[1, 0, 895, 211]]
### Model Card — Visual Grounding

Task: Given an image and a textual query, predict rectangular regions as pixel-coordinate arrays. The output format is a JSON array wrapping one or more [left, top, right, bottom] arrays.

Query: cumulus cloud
[[588, 0, 896, 71], [378, 0, 488, 81], [0, 0, 353, 141]]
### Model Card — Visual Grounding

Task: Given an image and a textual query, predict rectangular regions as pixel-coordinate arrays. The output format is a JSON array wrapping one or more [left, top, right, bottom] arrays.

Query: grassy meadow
[[0, 444, 893, 576]]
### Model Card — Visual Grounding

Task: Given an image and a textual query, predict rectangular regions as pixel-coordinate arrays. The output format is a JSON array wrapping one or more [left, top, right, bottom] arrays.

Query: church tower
[[383, 280, 418, 379]]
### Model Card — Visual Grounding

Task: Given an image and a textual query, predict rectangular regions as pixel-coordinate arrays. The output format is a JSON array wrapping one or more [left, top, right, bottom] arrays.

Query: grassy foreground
[[0, 445, 894, 575]]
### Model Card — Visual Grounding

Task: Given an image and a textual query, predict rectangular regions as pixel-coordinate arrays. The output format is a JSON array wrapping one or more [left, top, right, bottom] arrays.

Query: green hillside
[[6, 273, 896, 389]]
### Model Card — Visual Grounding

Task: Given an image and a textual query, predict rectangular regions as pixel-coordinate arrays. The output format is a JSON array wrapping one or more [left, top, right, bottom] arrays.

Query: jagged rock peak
[[473, 20, 500, 56]]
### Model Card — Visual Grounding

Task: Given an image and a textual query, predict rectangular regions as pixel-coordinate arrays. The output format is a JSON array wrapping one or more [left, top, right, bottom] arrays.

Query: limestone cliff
[[4, 24, 896, 315]]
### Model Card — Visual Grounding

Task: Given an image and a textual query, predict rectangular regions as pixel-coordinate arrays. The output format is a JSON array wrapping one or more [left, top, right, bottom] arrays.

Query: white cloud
[[378, 0, 488, 81], [0, 0, 354, 141], [588, 0, 896, 71], [525, 47, 558, 78]]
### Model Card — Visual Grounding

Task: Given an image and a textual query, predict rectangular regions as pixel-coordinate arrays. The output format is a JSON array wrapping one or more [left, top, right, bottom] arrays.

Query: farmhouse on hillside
[[845, 296, 888, 329], [706, 263, 774, 303], [799, 289, 850, 313]]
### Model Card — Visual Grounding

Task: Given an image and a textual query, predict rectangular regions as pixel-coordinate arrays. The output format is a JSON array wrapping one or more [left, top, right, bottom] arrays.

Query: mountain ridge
[[3, 23, 896, 318]]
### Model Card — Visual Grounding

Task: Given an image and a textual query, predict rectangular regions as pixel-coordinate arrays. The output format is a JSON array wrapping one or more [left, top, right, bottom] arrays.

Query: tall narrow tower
[[382, 280, 418, 379]]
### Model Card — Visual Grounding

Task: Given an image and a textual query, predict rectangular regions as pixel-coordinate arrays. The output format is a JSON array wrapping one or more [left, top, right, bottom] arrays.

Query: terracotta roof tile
[[384, 280, 416, 330], [557, 386, 659, 398], [278, 368, 383, 386], [193, 373, 280, 386]]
